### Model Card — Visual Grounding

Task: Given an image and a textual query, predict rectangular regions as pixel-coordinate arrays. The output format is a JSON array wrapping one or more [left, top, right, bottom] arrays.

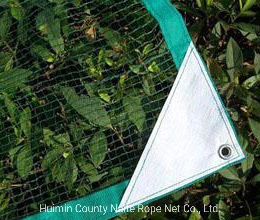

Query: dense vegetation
[[116, 0, 260, 219], [0, 0, 259, 219], [0, 0, 176, 218]]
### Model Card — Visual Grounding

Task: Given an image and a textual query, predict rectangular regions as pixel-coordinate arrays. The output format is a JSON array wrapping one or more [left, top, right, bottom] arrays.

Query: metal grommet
[[218, 145, 232, 160]]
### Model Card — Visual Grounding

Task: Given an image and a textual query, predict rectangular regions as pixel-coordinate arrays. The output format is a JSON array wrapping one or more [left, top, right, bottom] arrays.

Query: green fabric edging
[[24, 181, 129, 220], [23, 1, 244, 220], [142, 0, 192, 69], [24, 157, 245, 220], [121, 157, 245, 213]]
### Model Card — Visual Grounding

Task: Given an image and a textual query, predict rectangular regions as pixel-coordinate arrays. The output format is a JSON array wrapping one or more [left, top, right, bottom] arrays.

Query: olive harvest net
[[0, 0, 178, 219]]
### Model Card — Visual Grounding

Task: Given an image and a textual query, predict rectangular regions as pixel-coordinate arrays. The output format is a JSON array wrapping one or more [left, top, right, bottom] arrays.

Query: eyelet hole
[[218, 145, 232, 160]]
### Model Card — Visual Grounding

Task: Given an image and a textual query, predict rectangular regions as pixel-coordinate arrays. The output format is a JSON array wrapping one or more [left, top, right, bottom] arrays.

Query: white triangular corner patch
[[117, 42, 245, 212]]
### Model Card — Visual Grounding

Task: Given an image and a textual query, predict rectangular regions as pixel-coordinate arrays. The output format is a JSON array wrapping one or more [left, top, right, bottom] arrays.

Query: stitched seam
[[123, 47, 193, 206], [192, 47, 239, 156], [120, 157, 240, 209], [121, 45, 241, 208]]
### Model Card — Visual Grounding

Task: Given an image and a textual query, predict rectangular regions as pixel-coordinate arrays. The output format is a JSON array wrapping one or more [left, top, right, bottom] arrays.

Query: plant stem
[[111, 126, 125, 145]]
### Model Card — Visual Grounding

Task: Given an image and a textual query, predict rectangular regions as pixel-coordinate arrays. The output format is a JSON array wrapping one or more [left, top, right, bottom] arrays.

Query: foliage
[[116, 0, 260, 219], [0, 0, 174, 218], [0, 0, 259, 219]]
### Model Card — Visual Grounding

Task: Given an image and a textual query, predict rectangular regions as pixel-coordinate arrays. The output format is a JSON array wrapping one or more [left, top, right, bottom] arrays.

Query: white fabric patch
[[117, 42, 245, 212]]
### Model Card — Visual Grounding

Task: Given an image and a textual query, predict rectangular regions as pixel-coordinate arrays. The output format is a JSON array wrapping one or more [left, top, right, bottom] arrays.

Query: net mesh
[[0, 0, 177, 219]]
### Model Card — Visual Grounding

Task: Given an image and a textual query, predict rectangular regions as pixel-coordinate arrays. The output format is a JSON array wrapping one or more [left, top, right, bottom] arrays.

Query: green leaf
[[207, 58, 228, 82], [123, 95, 145, 132], [69, 120, 91, 141], [188, 208, 202, 220], [248, 118, 260, 142], [0, 68, 32, 93], [17, 144, 33, 179], [98, 92, 111, 103], [247, 96, 260, 117], [10, 1, 25, 21], [36, 9, 64, 54], [43, 128, 55, 146], [236, 23, 260, 34], [212, 22, 222, 38], [254, 53, 260, 74], [254, 159, 260, 172], [0, 192, 10, 212], [242, 0, 257, 12], [109, 166, 123, 177], [128, 209, 147, 220], [42, 148, 63, 169], [251, 173, 260, 183], [105, 57, 114, 67], [17, 17, 29, 44], [242, 75, 260, 89], [4, 57, 13, 72], [51, 155, 78, 188], [50, 162, 62, 182], [76, 156, 98, 175], [206, 0, 213, 6], [64, 156, 78, 188], [9, 146, 22, 166], [254, 144, 260, 155], [143, 75, 156, 96], [88, 172, 107, 183], [240, 10, 256, 17], [130, 65, 142, 74], [148, 61, 160, 73], [89, 131, 107, 167], [196, 0, 204, 8], [0, 11, 12, 42], [172, 190, 186, 201], [142, 44, 153, 56], [219, 167, 241, 181], [43, 128, 70, 148], [226, 38, 243, 79], [98, 49, 105, 63], [100, 27, 122, 49], [106, 166, 124, 184], [72, 0, 81, 7], [19, 107, 31, 138], [0, 52, 12, 72], [202, 195, 211, 206], [54, 133, 71, 146], [242, 152, 254, 174], [47, 19, 64, 54], [4, 96, 19, 124], [218, 200, 230, 220], [62, 87, 111, 128], [31, 45, 55, 62], [239, 0, 243, 10]]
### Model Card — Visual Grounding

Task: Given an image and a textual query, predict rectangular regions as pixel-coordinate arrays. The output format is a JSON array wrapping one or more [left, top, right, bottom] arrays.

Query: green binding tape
[[25, 181, 129, 220], [142, 0, 192, 69], [24, 1, 193, 219]]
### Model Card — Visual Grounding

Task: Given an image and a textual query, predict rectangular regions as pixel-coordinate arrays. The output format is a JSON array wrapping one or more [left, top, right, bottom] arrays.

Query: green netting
[[0, 0, 182, 219]]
